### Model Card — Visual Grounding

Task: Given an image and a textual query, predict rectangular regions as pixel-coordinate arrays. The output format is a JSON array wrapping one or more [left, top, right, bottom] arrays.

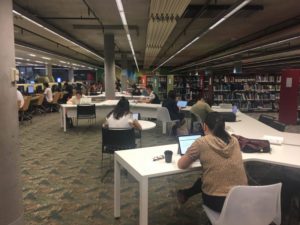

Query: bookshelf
[[212, 74, 281, 112], [173, 75, 202, 100]]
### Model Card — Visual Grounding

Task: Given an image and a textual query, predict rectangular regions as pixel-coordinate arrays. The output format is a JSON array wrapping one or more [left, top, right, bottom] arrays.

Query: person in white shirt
[[16, 89, 24, 109], [43, 82, 53, 103], [67, 91, 82, 105], [104, 97, 141, 130]]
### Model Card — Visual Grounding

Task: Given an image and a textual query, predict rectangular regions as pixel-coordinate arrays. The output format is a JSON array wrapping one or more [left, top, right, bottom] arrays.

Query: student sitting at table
[[190, 93, 213, 122], [131, 83, 141, 96], [17, 89, 24, 109], [67, 91, 82, 105], [177, 112, 248, 213], [103, 97, 142, 130], [145, 84, 160, 104]]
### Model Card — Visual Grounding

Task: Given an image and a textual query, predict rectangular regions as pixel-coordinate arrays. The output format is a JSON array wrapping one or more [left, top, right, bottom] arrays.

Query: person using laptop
[[162, 90, 185, 125], [177, 112, 247, 212], [103, 97, 142, 130], [67, 91, 82, 105], [144, 84, 160, 104], [190, 93, 213, 122]]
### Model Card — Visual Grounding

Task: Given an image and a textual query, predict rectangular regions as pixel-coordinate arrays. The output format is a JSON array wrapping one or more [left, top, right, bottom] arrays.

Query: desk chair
[[259, 114, 275, 126], [156, 107, 179, 135], [19, 96, 32, 123], [270, 120, 286, 132], [190, 111, 204, 135], [32, 94, 46, 114], [101, 127, 136, 182], [48, 92, 61, 112], [76, 104, 96, 126], [203, 183, 282, 225]]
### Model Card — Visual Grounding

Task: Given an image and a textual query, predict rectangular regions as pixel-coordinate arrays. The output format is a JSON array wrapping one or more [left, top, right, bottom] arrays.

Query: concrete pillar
[[120, 54, 128, 92], [68, 68, 74, 82], [46, 64, 52, 76], [0, 0, 24, 225], [104, 33, 115, 99]]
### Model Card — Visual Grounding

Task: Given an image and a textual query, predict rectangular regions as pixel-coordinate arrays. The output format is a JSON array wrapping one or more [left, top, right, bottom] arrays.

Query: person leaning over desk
[[177, 112, 248, 212], [190, 93, 213, 122], [103, 97, 141, 130], [67, 91, 82, 105]]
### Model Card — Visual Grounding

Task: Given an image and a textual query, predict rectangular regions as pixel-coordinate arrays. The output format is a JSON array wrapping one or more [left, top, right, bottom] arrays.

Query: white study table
[[138, 120, 156, 130], [84, 92, 150, 101], [114, 143, 300, 225], [60, 100, 162, 132]]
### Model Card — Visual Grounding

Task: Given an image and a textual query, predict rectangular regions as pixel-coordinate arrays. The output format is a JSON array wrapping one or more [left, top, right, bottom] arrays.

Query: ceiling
[[12, 0, 300, 73]]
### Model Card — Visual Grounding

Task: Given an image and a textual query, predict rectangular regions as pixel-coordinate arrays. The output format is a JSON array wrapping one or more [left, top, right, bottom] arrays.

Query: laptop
[[177, 100, 188, 108], [178, 134, 201, 155], [132, 113, 140, 120], [80, 97, 92, 104]]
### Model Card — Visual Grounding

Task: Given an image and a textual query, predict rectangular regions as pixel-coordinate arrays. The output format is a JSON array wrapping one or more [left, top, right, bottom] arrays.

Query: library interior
[[1, 0, 300, 225]]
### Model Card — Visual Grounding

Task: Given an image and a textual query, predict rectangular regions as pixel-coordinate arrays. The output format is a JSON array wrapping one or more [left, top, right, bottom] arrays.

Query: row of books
[[213, 84, 281, 92], [216, 75, 281, 83], [214, 92, 280, 101]]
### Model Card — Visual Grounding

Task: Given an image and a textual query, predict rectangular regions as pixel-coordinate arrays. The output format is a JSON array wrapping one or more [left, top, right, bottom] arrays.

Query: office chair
[[19, 96, 32, 123], [76, 104, 96, 126], [32, 94, 46, 114], [259, 114, 275, 126], [203, 183, 282, 225], [48, 92, 61, 112], [101, 127, 136, 182], [190, 112, 204, 135], [270, 120, 286, 132], [156, 107, 179, 135]]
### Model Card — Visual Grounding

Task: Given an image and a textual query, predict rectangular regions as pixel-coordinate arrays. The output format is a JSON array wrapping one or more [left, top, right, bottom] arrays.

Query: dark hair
[[146, 84, 153, 90], [204, 112, 231, 144], [197, 93, 203, 100], [167, 90, 176, 100], [108, 97, 130, 119], [44, 82, 49, 87], [76, 91, 82, 96]]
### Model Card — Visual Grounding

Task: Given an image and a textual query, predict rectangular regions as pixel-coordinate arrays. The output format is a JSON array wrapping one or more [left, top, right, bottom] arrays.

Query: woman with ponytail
[[177, 112, 247, 212]]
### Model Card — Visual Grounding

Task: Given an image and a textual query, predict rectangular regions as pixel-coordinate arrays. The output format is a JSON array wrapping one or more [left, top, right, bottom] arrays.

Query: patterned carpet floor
[[19, 112, 300, 225]]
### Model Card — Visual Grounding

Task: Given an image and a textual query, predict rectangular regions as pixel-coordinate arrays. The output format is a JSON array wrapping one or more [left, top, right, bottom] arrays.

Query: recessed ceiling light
[[42, 56, 51, 60], [29, 54, 36, 57], [15, 57, 24, 60]]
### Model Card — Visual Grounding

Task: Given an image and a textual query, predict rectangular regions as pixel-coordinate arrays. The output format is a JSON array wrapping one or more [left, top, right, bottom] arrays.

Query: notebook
[[177, 100, 188, 108], [178, 134, 201, 155]]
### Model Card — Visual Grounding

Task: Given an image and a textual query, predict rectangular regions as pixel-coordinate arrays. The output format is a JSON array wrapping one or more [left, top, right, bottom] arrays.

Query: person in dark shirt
[[162, 90, 184, 122], [145, 84, 160, 104], [131, 84, 141, 96]]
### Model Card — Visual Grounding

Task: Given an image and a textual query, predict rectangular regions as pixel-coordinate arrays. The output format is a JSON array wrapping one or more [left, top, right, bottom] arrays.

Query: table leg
[[139, 178, 149, 225], [114, 159, 121, 218], [63, 107, 67, 132], [162, 122, 167, 134], [60, 107, 63, 128]]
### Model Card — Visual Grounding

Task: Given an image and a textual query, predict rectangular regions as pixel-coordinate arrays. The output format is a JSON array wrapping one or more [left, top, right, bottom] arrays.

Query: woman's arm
[[130, 120, 142, 130], [177, 141, 200, 169], [178, 155, 195, 169]]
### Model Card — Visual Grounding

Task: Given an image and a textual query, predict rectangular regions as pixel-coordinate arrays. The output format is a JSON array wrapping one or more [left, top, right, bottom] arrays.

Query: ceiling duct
[[143, 0, 190, 68]]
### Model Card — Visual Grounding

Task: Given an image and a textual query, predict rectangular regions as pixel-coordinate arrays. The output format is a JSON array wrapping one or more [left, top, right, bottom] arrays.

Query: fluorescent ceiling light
[[42, 56, 51, 60], [115, 0, 139, 72], [15, 57, 24, 60], [60, 60, 66, 63], [13, 10, 104, 61], [29, 54, 36, 57], [153, 0, 252, 72], [35, 60, 43, 63]]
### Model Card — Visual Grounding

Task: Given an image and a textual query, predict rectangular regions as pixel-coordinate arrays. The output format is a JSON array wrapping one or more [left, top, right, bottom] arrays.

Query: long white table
[[114, 111, 300, 225], [60, 100, 162, 132]]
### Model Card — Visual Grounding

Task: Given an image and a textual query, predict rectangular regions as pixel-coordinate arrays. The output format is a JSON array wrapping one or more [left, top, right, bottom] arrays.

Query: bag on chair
[[232, 134, 271, 153]]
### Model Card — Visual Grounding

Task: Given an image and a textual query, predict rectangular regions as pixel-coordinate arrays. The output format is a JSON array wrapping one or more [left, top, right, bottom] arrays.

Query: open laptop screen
[[132, 113, 139, 120], [177, 100, 188, 108], [178, 135, 201, 155]]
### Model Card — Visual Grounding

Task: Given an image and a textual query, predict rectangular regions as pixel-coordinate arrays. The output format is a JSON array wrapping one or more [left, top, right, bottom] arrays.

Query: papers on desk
[[263, 135, 284, 145]]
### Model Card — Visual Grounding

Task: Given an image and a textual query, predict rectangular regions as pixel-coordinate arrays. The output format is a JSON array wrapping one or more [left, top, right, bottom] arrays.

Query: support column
[[46, 64, 52, 76], [68, 68, 74, 82], [104, 33, 115, 99], [121, 54, 128, 92], [0, 0, 24, 225]]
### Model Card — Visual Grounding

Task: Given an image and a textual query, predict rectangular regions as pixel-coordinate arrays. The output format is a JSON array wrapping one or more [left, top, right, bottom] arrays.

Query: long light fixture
[[115, 0, 139, 72], [153, 0, 252, 72], [13, 10, 104, 61], [173, 34, 300, 71]]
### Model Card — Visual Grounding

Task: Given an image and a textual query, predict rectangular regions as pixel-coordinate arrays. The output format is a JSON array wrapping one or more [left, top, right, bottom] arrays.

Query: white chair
[[203, 183, 282, 225], [156, 107, 179, 135], [219, 103, 232, 109]]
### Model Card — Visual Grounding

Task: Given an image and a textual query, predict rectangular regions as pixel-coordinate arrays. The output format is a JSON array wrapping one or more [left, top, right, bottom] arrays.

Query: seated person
[[190, 94, 213, 122], [177, 112, 248, 212], [104, 97, 141, 130], [162, 90, 184, 122], [67, 91, 82, 105], [43, 82, 53, 104], [145, 84, 160, 104], [131, 84, 141, 96], [89, 83, 97, 95], [17, 89, 24, 109]]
